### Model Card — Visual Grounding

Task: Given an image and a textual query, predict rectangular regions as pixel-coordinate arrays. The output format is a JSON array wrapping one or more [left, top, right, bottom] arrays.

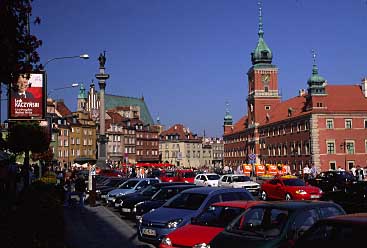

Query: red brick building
[[223, 5, 367, 173]]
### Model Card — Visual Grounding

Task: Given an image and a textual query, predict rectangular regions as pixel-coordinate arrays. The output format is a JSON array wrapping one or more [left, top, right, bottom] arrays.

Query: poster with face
[[9, 72, 45, 119]]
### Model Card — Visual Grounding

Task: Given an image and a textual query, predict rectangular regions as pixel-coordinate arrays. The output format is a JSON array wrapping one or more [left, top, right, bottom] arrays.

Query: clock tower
[[247, 1, 281, 126]]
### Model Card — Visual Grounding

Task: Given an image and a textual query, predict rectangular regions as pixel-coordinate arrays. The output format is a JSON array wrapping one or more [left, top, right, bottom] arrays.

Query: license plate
[[142, 228, 156, 236], [122, 208, 131, 213], [310, 195, 320, 199]]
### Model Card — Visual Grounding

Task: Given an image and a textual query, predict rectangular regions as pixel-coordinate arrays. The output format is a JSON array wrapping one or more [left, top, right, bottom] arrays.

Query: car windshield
[[283, 179, 306, 186], [141, 184, 160, 196], [164, 171, 175, 177], [106, 179, 123, 187], [194, 206, 245, 227], [183, 172, 195, 178], [164, 192, 207, 210], [119, 180, 139, 189], [152, 188, 178, 201], [207, 174, 220, 180], [232, 176, 251, 182], [227, 207, 289, 238]]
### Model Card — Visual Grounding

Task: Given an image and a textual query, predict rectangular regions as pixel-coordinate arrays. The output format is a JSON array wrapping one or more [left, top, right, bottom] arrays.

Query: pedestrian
[[303, 165, 310, 181], [350, 165, 356, 177], [74, 175, 86, 207], [355, 165, 364, 182], [310, 164, 317, 179]]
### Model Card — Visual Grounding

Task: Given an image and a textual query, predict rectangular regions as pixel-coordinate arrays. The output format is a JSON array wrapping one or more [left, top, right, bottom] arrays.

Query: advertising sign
[[9, 72, 45, 119]]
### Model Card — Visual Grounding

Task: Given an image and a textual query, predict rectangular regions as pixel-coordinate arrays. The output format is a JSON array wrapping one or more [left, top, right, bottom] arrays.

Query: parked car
[[160, 200, 264, 248], [219, 174, 260, 195], [159, 170, 176, 182], [106, 178, 160, 205], [307, 170, 356, 192], [98, 169, 124, 178], [173, 169, 196, 183], [96, 177, 126, 200], [321, 180, 367, 213], [137, 187, 254, 246], [209, 201, 346, 248], [260, 175, 323, 201], [135, 184, 200, 222], [194, 173, 220, 187], [118, 182, 194, 218], [294, 213, 367, 247]]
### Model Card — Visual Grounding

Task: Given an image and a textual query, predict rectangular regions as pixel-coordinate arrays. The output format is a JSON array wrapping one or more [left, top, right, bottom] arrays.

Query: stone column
[[95, 52, 110, 168]]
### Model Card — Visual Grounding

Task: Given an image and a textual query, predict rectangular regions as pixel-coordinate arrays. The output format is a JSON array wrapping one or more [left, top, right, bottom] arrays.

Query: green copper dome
[[77, 83, 87, 99], [307, 64, 325, 85], [224, 102, 233, 125]]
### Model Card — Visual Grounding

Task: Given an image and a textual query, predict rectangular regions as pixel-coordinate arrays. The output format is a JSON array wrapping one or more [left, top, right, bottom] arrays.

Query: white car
[[218, 174, 260, 195], [194, 173, 220, 187]]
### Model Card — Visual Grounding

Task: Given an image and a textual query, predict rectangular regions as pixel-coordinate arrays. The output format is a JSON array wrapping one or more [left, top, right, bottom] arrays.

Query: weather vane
[[311, 49, 317, 64]]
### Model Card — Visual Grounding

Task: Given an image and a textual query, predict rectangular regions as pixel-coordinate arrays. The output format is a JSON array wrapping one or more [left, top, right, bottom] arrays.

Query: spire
[[307, 50, 327, 95], [251, 0, 272, 65], [224, 101, 233, 125], [258, 0, 264, 38], [157, 113, 160, 125]]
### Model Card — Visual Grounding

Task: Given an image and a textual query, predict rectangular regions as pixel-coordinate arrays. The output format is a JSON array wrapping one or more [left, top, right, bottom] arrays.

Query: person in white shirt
[[303, 165, 310, 180]]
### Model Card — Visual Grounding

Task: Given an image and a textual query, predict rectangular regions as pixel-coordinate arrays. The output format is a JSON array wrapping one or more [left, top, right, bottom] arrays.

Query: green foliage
[[0, 0, 42, 85], [7, 121, 50, 154]]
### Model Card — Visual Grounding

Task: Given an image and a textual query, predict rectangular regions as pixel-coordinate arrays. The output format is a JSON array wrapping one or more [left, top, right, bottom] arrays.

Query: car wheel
[[260, 191, 267, 201], [285, 193, 292, 201], [332, 186, 338, 192]]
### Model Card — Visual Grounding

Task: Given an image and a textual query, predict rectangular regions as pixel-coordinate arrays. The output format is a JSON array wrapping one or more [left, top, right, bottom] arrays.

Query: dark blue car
[[137, 187, 254, 245]]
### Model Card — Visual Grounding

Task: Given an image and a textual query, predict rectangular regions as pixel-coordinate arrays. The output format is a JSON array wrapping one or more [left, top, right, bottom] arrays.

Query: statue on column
[[98, 51, 106, 68]]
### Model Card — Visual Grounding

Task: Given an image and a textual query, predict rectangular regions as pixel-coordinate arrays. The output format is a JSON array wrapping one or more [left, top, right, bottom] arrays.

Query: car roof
[[318, 213, 367, 225], [197, 173, 219, 176], [126, 178, 158, 182], [250, 200, 342, 210], [161, 184, 198, 189], [179, 186, 246, 195], [222, 174, 249, 177], [212, 200, 264, 208]]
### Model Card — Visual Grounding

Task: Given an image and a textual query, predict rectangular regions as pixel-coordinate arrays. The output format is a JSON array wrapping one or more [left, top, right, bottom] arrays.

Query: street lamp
[[47, 83, 80, 98], [42, 54, 89, 69]]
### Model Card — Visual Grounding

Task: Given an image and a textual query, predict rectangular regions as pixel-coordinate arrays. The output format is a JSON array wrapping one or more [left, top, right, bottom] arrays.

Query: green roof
[[104, 94, 154, 125], [78, 83, 87, 99]]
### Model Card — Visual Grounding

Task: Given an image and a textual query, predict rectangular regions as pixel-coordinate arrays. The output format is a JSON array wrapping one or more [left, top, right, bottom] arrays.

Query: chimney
[[299, 89, 306, 97], [362, 77, 367, 97]]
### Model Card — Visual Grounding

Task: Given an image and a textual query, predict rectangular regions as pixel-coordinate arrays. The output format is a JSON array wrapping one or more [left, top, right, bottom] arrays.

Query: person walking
[[355, 165, 365, 182], [74, 175, 86, 207], [303, 165, 310, 181]]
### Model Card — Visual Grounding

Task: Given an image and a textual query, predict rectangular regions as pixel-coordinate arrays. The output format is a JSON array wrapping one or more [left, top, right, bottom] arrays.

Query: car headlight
[[167, 218, 183, 229], [319, 189, 323, 194], [96, 189, 101, 193], [161, 237, 172, 246], [193, 243, 210, 248], [295, 190, 307, 195], [133, 202, 143, 212], [184, 180, 189, 183]]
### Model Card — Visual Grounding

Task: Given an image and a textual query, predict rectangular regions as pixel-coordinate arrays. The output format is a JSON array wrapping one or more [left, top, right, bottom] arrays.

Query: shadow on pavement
[[64, 204, 153, 248]]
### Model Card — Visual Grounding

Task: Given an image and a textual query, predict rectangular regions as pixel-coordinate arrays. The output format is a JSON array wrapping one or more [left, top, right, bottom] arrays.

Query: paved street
[[64, 204, 154, 248]]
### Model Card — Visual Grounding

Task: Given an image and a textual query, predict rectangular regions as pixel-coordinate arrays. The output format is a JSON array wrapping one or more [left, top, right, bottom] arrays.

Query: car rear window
[[207, 174, 220, 180], [164, 193, 207, 210], [232, 176, 251, 182], [183, 172, 195, 178]]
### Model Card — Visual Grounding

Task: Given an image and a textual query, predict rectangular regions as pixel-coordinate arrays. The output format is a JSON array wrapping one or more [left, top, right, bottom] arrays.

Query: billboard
[[9, 72, 45, 119]]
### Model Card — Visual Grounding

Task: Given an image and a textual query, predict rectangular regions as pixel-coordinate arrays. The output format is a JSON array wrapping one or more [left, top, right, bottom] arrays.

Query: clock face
[[261, 73, 270, 84]]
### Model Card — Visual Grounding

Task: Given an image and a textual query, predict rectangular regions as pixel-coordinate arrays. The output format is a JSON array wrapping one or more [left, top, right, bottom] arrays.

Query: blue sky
[[7, 0, 366, 137]]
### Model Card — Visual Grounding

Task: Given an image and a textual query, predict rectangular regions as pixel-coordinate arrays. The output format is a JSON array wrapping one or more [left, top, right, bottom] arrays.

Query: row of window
[[325, 140, 367, 154], [58, 138, 94, 146], [136, 150, 159, 156], [58, 148, 94, 157], [326, 119, 367, 129]]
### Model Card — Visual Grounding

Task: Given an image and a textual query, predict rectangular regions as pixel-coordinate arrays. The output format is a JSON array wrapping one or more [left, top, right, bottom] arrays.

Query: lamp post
[[42, 54, 89, 171]]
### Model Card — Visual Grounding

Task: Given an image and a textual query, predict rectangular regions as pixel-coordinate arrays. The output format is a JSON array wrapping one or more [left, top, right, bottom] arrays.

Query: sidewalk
[[64, 205, 153, 248]]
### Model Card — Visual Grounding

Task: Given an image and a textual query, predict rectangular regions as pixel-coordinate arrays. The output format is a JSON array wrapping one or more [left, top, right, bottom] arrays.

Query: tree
[[0, 0, 42, 86], [7, 121, 50, 187]]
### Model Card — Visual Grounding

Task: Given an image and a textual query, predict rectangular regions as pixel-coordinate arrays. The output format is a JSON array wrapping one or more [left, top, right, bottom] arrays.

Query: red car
[[260, 175, 323, 201], [173, 169, 196, 183], [159, 170, 176, 182], [97, 169, 123, 178], [160, 201, 264, 248]]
